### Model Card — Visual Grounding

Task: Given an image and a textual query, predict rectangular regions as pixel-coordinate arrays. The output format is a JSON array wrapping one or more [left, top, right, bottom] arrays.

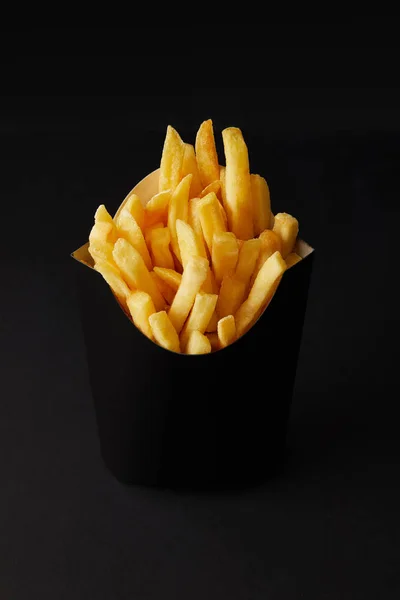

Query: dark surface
[[1, 46, 400, 598]]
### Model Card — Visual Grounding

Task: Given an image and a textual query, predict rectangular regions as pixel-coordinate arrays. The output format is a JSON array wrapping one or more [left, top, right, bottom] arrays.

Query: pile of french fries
[[88, 120, 301, 354]]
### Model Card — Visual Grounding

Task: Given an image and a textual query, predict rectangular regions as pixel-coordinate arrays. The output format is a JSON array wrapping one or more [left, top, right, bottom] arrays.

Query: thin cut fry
[[211, 231, 239, 285], [181, 143, 202, 198], [199, 180, 221, 199], [112, 238, 165, 311], [222, 127, 253, 240], [251, 174, 271, 235], [186, 330, 211, 355], [252, 229, 282, 281], [180, 292, 218, 350], [149, 227, 174, 269], [150, 272, 175, 305], [195, 119, 220, 188], [236, 251, 286, 337], [176, 219, 205, 267], [188, 198, 208, 258], [286, 252, 302, 269], [122, 193, 145, 231], [168, 256, 209, 334], [168, 174, 192, 263], [197, 192, 227, 255], [235, 238, 261, 289], [145, 190, 171, 227], [88, 221, 117, 265], [95, 204, 114, 224], [217, 315, 236, 348], [144, 222, 163, 248], [94, 260, 131, 310], [205, 311, 218, 333], [159, 125, 185, 192], [216, 275, 246, 319], [273, 212, 299, 258], [153, 267, 182, 291], [116, 208, 152, 270], [149, 311, 180, 353], [127, 291, 156, 340]]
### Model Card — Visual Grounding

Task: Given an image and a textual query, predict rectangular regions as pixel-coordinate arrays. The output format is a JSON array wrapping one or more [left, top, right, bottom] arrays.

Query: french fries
[[235, 251, 287, 337], [86, 119, 303, 353], [195, 119, 220, 188], [112, 238, 165, 311], [149, 311, 180, 353], [168, 255, 209, 334], [159, 125, 185, 193], [186, 330, 211, 355], [222, 127, 253, 240]]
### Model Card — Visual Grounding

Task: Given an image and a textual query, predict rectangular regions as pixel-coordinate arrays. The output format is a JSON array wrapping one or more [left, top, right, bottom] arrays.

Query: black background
[[1, 29, 399, 599]]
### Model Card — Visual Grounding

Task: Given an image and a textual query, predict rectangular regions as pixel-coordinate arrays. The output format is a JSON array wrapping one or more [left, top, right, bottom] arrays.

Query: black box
[[72, 170, 314, 489]]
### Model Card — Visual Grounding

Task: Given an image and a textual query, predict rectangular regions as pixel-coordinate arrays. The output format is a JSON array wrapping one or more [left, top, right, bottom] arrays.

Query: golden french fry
[[122, 193, 145, 231], [144, 222, 163, 248], [236, 251, 286, 337], [206, 332, 219, 351], [94, 260, 131, 309], [195, 119, 220, 188], [153, 267, 182, 291], [251, 174, 271, 235], [176, 219, 206, 267], [144, 190, 171, 227], [188, 197, 208, 258], [199, 180, 221, 199], [168, 256, 209, 334], [197, 192, 227, 255], [168, 174, 192, 263], [216, 275, 246, 319], [159, 125, 185, 193], [112, 238, 165, 311], [149, 311, 181, 353], [285, 252, 302, 269], [235, 238, 261, 288], [217, 315, 236, 348], [88, 221, 117, 265], [116, 208, 152, 270], [252, 229, 282, 281], [180, 292, 218, 350], [222, 127, 253, 240], [181, 143, 203, 198], [150, 272, 175, 305], [205, 311, 218, 333], [273, 212, 299, 258], [211, 231, 239, 285], [186, 330, 211, 355], [95, 204, 114, 224], [127, 291, 156, 340], [219, 165, 227, 211], [149, 227, 174, 269]]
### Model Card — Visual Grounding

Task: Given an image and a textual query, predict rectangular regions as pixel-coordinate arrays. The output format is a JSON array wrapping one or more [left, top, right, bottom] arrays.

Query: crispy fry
[[168, 256, 209, 334], [144, 222, 163, 248], [149, 227, 174, 269], [211, 231, 239, 285], [235, 238, 261, 288], [181, 143, 202, 198], [149, 311, 180, 353], [236, 251, 286, 337], [285, 252, 302, 269], [217, 315, 236, 348], [186, 330, 211, 355], [145, 190, 171, 227], [176, 219, 205, 267], [168, 174, 192, 263], [222, 127, 253, 240], [122, 193, 145, 231], [216, 275, 246, 319], [180, 292, 218, 350], [197, 192, 227, 255], [251, 174, 271, 235], [252, 229, 282, 281], [126, 291, 156, 340], [273, 212, 299, 258], [88, 221, 117, 265], [199, 180, 221, 199], [195, 119, 220, 188], [94, 260, 131, 310], [219, 165, 227, 211], [150, 272, 175, 305], [153, 267, 182, 291], [112, 238, 165, 311], [94, 204, 114, 225], [116, 208, 152, 270], [188, 198, 208, 258], [159, 125, 185, 192]]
